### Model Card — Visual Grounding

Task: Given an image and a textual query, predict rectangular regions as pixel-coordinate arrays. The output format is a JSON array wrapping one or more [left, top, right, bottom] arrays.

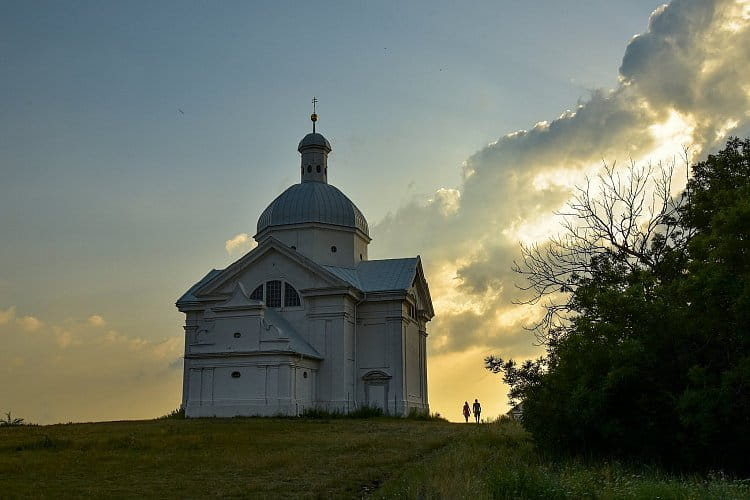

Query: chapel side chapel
[[176, 117, 434, 418]]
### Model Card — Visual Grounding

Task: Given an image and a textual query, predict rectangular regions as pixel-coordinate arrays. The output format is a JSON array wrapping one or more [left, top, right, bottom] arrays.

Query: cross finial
[[311, 96, 318, 133]]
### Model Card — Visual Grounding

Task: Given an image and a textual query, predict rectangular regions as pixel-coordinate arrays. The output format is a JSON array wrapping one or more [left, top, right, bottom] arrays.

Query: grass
[[376, 419, 750, 499], [1, 417, 748, 499]]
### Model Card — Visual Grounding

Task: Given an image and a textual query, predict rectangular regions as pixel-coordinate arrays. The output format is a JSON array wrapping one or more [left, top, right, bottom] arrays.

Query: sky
[[2, 0, 749, 424]]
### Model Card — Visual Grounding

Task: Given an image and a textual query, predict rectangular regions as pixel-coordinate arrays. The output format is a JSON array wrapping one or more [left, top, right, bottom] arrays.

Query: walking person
[[472, 399, 482, 423], [462, 401, 471, 423]]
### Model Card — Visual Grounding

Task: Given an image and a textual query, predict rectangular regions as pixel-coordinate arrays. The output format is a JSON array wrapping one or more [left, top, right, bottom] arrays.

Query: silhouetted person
[[462, 401, 471, 423], [472, 399, 481, 423]]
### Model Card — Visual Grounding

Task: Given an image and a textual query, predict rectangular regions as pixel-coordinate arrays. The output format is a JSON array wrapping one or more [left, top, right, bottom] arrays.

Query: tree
[[488, 139, 750, 472], [511, 158, 685, 345]]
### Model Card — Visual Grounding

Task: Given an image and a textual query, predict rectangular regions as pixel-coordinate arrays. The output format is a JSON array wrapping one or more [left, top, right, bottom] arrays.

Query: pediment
[[193, 237, 352, 299]]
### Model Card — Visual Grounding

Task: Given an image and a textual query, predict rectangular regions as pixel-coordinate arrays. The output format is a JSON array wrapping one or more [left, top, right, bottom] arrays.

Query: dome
[[298, 133, 331, 152], [257, 182, 369, 236]]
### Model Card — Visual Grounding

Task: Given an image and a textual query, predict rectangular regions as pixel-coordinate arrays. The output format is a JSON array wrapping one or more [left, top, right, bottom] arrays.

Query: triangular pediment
[[193, 237, 352, 299]]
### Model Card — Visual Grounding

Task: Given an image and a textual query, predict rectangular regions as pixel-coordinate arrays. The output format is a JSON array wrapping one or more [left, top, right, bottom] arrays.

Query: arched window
[[266, 280, 282, 308], [249, 281, 302, 309], [284, 282, 301, 307]]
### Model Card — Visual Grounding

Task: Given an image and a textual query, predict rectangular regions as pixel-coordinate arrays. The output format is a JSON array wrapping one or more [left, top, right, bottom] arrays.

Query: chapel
[[176, 111, 434, 417]]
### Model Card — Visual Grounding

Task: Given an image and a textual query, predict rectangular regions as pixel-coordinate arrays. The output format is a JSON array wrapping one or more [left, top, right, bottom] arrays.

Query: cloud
[[88, 314, 106, 327], [225, 233, 258, 255], [0, 311, 183, 423], [52, 326, 75, 348], [373, 0, 750, 361], [0, 306, 16, 324], [17, 315, 42, 332]]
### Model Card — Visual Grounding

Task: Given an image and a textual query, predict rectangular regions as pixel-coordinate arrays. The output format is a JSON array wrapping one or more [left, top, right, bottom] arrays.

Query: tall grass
[[300, 405, 384, 419], [377, 419, 750, 499]]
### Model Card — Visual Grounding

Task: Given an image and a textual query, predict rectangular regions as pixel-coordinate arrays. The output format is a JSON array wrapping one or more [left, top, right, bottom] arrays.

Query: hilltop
[[1, 418, 748, 499]]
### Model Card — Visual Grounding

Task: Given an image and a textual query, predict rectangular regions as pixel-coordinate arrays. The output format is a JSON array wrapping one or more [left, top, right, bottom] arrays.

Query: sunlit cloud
[[225, 233, 258, 255], [0, 306, 16, 325], [374, 0, 750, 389], [0, 311, 183, 423], [88, 314, 106, 327], [17, 315, 42, 333]]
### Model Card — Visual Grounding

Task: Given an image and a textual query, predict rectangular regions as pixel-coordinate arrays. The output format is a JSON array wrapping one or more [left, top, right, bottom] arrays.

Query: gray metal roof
[[298, 133, 331, 152], [325, 258, 418, 292], [176, 269, 222, 304], [256, 182, 369, 236], [263, 307, 322, 359]]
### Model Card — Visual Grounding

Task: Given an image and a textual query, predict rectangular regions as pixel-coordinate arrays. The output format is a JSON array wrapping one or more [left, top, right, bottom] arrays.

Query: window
[[303, 371, 308, 379], [284, 282, 301, 307], [233, 332, 241, 338], [360, 253, 363, 260], [316, 165, 321, 173], [250, 285, 263, 301], [290, 245, 296, 250], [331, 245, 337, 253], [408, 304, 416, 319], [307, 165, 312, 173], [266, 280, 282, 308], [250, 280, 301, 309], [231, 371, 241, 378]]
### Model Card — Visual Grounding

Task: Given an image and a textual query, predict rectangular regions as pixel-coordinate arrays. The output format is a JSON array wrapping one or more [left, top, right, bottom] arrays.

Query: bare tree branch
[[513, 158, 688, 345]]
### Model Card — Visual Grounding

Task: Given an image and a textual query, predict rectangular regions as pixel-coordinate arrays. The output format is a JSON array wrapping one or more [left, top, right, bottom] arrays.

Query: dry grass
[[2, 418, 748, 499], [0, 417, 455, 499]]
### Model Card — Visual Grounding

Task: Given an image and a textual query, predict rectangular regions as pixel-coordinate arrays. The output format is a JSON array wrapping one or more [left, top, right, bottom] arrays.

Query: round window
[[331, 246, 337, 253], [303, 371, 308, 378], [316, 165, 321, 173], [307, 165, 312, 173]]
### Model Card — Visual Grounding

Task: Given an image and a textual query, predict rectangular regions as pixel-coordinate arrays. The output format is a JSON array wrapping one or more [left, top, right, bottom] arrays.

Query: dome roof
[[257, 182, 369, 236], [298, 133, 331, 152]]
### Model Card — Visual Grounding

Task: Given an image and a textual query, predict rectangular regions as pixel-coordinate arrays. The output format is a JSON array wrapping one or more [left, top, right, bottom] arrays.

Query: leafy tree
[[488, 138, 750, 472]]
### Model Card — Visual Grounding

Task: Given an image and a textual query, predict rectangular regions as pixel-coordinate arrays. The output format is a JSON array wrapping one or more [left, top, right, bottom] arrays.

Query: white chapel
[[176, 112, 434, 417]]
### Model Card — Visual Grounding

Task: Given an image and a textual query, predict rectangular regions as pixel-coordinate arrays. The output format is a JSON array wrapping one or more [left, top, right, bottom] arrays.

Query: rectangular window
[[266, 280, 282, 308]]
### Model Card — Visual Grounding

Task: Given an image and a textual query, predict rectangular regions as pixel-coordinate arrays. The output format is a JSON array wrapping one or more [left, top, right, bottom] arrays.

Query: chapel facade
[[176, 117, 434, 417]]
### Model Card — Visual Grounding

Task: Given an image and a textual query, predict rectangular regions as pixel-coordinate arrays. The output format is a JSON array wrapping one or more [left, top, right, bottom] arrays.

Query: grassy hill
[[1, 417, 748, 499]]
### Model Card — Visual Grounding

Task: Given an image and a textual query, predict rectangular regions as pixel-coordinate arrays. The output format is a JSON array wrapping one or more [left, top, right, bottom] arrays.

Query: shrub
[[157, 407, 185, 420], [1, 411, 25, 426]]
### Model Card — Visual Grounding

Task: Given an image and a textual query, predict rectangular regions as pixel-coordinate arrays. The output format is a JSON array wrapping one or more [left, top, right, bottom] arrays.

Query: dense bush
[[489, 138, 750, 473]]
